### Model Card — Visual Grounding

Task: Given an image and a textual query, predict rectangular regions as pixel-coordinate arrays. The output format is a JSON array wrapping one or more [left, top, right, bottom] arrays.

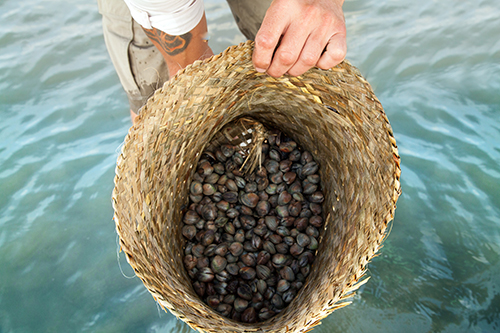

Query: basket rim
[[112, 40, 401, 333]]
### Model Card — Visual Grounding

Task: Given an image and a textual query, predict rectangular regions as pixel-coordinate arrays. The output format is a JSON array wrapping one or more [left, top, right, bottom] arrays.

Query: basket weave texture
[[112, 40, 401, 332]]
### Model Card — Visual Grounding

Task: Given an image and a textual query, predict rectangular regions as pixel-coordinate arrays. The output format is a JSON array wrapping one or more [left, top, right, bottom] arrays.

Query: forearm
[[142, 13, 213, 77]]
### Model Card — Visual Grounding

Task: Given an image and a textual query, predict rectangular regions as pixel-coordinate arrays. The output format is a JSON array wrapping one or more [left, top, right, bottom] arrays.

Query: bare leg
[[142, 13, 214, 78]]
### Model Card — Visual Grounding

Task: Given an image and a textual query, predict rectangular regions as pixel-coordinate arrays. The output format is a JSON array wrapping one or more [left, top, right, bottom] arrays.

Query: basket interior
[[113, 41, 400, 333]]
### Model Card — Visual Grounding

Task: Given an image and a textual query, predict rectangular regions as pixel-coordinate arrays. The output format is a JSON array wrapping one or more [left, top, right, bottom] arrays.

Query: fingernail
[[255, 67, 266, 73]]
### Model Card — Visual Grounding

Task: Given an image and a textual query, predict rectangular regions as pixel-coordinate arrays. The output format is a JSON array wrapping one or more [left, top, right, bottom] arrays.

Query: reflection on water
[[0, 0, 499, 332]]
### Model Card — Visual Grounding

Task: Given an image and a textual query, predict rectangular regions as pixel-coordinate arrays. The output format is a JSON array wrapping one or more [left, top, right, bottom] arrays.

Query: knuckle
[[255, 34, 275, 50], [333, 46, 347, 62], [304, 5, 320, 22], [318, 50, 344, 69], [301, 52, 318, 67], [277, 50, 296, 66], [321, 12, 334, 27]]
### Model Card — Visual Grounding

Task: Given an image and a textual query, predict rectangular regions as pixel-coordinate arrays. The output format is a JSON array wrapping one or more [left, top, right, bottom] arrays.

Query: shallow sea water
[[0, 0, 499, 332]]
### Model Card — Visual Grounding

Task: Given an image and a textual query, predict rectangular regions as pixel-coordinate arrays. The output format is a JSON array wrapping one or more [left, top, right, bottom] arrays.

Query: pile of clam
[[182, 131, 324, 323]]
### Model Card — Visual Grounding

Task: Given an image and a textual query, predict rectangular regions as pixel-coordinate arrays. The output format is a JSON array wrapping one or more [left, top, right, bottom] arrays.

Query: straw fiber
[[112, 40, 401, 332]]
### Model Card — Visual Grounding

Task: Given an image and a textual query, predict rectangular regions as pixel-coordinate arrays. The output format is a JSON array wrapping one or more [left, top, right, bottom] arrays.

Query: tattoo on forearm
[[144, 28, 192, 56]]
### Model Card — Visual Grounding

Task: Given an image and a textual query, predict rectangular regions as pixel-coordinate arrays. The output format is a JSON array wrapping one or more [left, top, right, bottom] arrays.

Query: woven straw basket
[[112, 40, 401, 332]]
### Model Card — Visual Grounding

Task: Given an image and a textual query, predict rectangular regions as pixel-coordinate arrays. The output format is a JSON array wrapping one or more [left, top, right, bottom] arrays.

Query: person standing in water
[[98, 0, 347, 123]]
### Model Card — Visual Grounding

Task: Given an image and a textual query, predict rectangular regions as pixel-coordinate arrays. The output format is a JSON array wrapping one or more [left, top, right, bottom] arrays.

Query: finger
[[252, 12, 288, 73], [265, 24, 310, 78], [317, 33, 347, 70], [286, 32, 326, 77]]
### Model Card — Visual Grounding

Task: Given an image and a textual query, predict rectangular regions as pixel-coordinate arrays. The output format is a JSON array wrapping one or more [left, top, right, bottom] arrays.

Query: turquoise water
[[1, 0, 499, 332]]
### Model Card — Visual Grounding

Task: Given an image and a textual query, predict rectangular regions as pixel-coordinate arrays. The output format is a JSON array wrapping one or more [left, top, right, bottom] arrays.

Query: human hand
[[253, 0, 346, 78]]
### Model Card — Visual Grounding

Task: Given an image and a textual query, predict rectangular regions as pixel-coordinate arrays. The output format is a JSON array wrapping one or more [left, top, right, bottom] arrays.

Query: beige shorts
[[98, 0, 272, 114]]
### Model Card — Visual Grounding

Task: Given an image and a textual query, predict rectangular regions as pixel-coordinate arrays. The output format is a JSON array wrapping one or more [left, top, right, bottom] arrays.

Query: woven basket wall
[[112, 40, 401, 332]]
